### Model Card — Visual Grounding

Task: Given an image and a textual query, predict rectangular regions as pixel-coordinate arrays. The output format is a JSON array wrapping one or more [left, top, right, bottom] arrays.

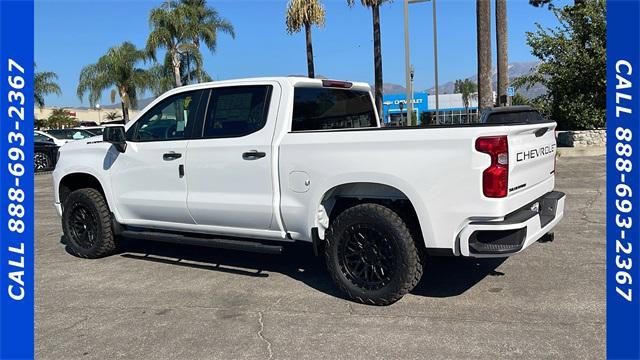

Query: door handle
[[163, 152, 182, 161], [242, 150, 266, 160]]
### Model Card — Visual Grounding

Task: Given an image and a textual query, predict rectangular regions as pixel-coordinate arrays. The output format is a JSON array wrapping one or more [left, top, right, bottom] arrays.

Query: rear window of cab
[[292, 87, 377, 131]]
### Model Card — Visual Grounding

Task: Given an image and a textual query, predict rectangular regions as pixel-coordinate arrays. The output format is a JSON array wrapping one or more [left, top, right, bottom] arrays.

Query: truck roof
[[129, 77, 373, 125], [169, 76, 372, 94]]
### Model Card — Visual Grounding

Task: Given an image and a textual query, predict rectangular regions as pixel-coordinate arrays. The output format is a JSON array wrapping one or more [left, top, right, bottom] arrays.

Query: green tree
[[34, 64, 61, 110], [514, 0, 605, 129], [77, 42, 151, 123], [454, 79, 478, 114], [286, 0, 326, 78], [511, 92, 529, 106], [47, 108, 77, 129], [347, 0, 389, 117]]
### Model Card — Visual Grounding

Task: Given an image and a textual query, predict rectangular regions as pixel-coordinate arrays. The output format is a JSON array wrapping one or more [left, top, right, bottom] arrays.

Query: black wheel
[[325, 203, 424, 305], [62, 188, 117, 258], [34, 152, 51, 172]]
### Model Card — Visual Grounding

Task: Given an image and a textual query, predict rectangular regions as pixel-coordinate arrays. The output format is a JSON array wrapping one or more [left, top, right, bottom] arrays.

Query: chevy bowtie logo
[[516, 144, 556, 162]]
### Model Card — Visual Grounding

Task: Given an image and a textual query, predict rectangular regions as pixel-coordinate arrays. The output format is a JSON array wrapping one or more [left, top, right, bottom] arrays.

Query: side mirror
[[103, 126, 127, 153]]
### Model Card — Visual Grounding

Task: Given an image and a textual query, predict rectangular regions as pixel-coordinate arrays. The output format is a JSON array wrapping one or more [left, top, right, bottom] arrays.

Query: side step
[[120, 229, 284, 255]]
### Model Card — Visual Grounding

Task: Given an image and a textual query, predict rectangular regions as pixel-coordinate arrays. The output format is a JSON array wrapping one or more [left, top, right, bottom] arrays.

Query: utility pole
[[432, 0, 440, 123], [403, 0, 413, 125]]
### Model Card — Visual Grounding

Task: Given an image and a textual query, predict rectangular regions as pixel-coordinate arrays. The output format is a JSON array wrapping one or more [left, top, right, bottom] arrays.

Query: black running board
[[120, 230, 284, 255]]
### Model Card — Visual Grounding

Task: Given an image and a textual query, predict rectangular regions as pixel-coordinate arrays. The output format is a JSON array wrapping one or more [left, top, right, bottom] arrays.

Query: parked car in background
[[35, 140, 59, 172], [35, 130, 66, 147], [45, 128, 96, 142], [75, 124, 123, 137], [75, 126, 105, 136]]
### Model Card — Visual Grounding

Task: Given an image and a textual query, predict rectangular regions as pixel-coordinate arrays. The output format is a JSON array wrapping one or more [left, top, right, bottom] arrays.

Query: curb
[[557, 146, 606, 158]]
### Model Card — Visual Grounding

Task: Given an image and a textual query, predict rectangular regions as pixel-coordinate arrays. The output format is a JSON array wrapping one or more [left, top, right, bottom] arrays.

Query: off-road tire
[[325, 203, 424, 305], [62, 188, 117, 258]]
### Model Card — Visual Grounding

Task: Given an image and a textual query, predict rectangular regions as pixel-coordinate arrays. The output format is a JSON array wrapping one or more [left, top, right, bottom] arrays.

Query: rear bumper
[[458, 191, 565, 257]]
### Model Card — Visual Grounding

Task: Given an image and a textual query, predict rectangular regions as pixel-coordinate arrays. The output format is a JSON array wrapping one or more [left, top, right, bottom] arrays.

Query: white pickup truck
[[53, 77, 565, 305]]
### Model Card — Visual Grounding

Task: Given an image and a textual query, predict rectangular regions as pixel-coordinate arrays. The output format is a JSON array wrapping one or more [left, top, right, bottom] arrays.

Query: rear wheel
[[62, 188, 117, 258], [325, 203, 424, 305]]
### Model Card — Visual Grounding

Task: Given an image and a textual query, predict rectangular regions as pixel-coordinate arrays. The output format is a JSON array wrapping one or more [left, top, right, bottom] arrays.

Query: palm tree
[[104, 111, 122, 121], [476, 0, 493, 112], [34, 64, 61, 110], [347, 0, 389, 117], [147, 2, 186, 87], [181, 0, 235, 83], [495, 0, 509, 106], [47, 108, 77, 129], [286, 0, 326, 78], [147, 0, 234, 88], [77, 42, 151, 123], [148, 51, 213, 97]]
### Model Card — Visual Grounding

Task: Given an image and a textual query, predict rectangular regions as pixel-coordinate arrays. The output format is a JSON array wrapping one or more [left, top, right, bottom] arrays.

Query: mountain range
[[385, 61, 546, 99]]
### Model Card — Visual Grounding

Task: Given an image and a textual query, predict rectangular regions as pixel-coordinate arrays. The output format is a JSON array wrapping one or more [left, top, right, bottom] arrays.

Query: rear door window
[[292, 88, 377, 131], [201, 85, 272, 138]]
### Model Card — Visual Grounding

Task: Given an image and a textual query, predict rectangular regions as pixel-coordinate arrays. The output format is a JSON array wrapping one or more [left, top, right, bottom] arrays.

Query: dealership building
[[382, 92, 480, 126]]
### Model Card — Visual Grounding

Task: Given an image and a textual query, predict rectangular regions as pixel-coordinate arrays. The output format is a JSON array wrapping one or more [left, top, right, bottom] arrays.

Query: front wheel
[[324, 203, 424, 305], [62, 188, 117, 258]]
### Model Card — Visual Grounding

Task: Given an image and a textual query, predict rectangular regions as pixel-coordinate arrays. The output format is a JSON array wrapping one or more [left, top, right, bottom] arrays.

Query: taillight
[[321, 80, 353, 88], [475, 136, 509, 198]]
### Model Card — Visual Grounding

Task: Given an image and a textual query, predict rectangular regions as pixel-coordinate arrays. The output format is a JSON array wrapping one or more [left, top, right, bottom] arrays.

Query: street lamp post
[[95, 104, 102, 124], [404, 0, 436, 125]]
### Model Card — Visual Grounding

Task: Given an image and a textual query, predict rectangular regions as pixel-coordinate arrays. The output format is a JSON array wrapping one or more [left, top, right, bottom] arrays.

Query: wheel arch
[[58, 172, 109, 210], [311, 180, 434, 249]]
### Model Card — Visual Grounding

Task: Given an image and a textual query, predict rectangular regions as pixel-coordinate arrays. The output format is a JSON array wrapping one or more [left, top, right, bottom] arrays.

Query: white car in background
[[74, 124, 124, 137], [34, 130, 66, 147], [35, 129, 96, 147]]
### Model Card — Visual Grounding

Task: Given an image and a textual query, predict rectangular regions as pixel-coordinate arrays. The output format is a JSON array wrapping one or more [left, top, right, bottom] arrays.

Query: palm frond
[[286, 0, 326, 34], [34, 69, 61, 109]]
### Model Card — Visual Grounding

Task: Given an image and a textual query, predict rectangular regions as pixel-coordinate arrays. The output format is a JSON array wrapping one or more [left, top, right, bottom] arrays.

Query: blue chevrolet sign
[[382, 92, 429, 125]]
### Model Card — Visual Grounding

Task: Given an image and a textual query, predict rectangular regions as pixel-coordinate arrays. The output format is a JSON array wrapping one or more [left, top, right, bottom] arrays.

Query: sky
[[35, 0, 569, 108]]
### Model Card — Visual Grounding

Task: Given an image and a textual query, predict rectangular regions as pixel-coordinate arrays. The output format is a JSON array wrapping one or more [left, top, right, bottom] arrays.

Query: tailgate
[[507, 122, 557, 194]]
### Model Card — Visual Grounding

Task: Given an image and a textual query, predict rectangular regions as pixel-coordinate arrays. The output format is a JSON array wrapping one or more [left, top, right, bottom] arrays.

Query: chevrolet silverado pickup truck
[[53, 77, 565, 305]]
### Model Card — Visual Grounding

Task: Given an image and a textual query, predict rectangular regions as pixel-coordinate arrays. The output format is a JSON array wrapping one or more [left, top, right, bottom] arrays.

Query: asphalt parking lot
[[35, 155, 605, 360]]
